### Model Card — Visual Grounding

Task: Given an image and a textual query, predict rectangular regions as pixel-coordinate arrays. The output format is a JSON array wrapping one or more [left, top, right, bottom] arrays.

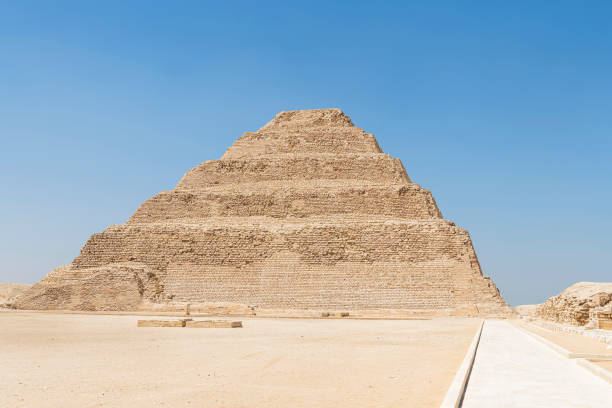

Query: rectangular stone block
[[137, 319, 186, 327], [185, 320, 242, 328], [599, 320, 612, 330]]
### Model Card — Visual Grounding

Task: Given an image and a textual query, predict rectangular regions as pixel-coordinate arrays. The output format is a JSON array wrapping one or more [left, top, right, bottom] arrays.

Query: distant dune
[[513, 304, 539, 317]]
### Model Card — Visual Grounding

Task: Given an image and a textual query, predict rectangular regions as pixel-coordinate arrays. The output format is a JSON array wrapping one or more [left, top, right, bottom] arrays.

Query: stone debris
[[14, 108, 511, 317]]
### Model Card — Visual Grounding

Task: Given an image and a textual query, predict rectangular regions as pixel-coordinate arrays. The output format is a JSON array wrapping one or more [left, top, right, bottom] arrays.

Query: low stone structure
[[137, 319, 242, 328], [14, 109, 511, 317], [590, 311, 612, 330], [137, 319, 189, 328]]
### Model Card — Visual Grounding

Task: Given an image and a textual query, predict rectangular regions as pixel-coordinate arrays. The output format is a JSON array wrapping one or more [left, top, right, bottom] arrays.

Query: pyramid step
[[128, 184, 442, 223], [72, 218, 476, 270], [176, 153, 410, 190], [222, 126, 382, 159]]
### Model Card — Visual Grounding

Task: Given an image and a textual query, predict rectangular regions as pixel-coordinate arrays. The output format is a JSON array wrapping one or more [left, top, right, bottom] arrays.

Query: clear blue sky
[[1, 1, 610, 306]]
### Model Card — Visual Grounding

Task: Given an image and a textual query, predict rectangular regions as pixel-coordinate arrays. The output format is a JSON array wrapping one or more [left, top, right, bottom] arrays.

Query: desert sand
[[0, 312, 480, 408], [592, 360, 612, 374]]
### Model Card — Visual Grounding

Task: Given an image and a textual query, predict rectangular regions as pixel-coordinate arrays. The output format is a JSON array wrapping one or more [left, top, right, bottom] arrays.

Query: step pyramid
[[15, 109, 511, 316]]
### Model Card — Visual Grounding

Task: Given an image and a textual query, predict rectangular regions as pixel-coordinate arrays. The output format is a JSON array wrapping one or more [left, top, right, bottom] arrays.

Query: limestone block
[[137, 319, 186, 327], [185, 320, 242, 328], [600, 320, 612, 330]]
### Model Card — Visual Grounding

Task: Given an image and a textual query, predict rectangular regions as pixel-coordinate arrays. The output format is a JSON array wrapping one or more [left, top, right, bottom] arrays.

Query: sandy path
[[0, 312, 479, 408], [593, 360, 612, 373]]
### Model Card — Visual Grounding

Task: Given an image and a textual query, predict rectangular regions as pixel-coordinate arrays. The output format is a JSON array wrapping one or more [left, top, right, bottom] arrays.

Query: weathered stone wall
[[15, 108, 511, 316]]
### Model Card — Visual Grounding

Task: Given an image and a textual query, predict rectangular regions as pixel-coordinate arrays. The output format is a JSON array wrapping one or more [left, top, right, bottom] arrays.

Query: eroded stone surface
[[15, 109, 510, 316], [536, 282, 612, 326]]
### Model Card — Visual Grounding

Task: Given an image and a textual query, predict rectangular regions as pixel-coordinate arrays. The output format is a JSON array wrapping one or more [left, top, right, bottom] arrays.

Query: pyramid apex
[[261, 108, 354, 130], [222, 108, 380, 159]]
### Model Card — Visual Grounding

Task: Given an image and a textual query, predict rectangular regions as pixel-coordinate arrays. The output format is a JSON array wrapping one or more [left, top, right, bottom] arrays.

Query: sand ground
[[0, 312, 479, 408], [592, 360, 612, 373]]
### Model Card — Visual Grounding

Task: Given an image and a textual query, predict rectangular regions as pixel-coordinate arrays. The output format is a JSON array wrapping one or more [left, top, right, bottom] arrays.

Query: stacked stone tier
[[176, 153, 410, 190], [129, 182, 442, 222], [61, 217, 507, 312], [222, 126, 382, 159], [76, 218, 474, 269]]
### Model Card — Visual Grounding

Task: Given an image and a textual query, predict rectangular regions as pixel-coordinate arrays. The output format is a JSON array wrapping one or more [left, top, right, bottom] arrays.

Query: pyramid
[[15, 109, 511, 316]]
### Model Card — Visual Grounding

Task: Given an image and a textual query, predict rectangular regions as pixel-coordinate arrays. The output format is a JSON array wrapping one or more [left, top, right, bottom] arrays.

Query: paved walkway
[[462, 320, 612, 408]]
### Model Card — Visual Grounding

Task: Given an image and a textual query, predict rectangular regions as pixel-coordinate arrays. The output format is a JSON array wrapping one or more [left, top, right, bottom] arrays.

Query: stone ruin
[[137, 319, 242, 328], [536, 282, 612, 327], [14, 109, 511, 317]]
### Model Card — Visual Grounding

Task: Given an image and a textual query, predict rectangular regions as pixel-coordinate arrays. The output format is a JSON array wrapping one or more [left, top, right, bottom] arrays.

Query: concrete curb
[[439, 319, 484, 408], [576, 359, 612, 384]]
